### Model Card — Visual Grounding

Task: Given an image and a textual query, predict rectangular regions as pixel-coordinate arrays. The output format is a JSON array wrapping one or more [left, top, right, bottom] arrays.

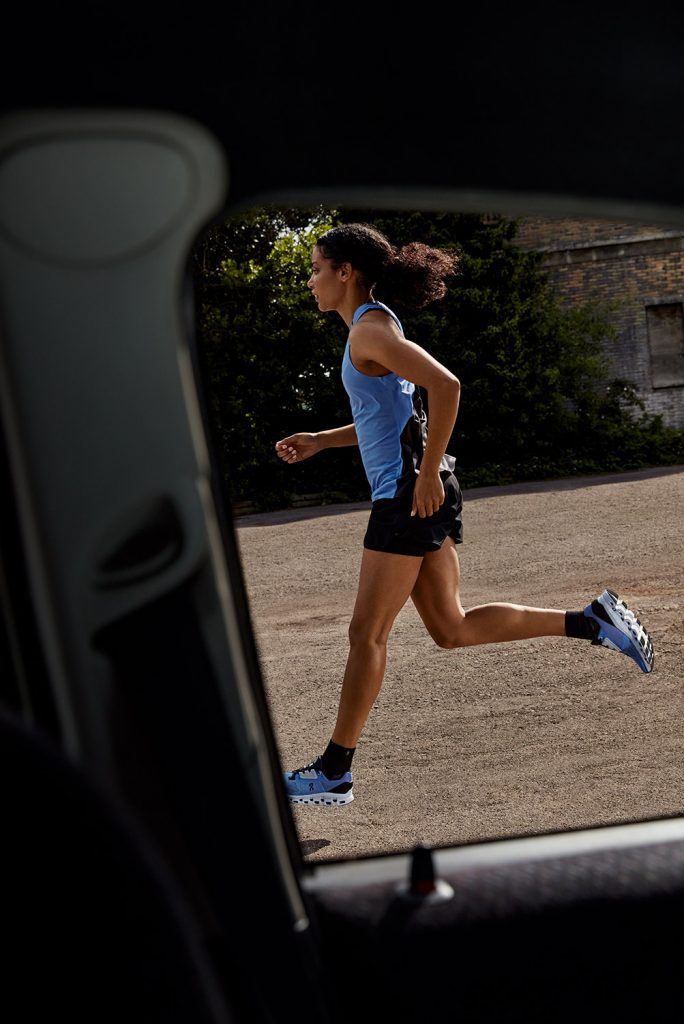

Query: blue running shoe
[[283, 756, 354, 806], [584, 589, 654, 673]]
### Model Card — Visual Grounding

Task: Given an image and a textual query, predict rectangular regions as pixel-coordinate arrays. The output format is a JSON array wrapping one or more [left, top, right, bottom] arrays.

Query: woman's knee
[[428, 610, 467, 649], [348, 615, 390, 648]]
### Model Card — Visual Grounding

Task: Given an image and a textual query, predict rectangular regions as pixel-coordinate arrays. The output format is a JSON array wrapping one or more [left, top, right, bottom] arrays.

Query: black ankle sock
[[565, 610, 600, 641], [320, 740, 355, 779]]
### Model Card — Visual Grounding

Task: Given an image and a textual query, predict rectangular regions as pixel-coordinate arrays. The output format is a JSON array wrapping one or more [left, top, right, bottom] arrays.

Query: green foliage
[[192, 206, 369, 509], [192, 206, 684, 510]]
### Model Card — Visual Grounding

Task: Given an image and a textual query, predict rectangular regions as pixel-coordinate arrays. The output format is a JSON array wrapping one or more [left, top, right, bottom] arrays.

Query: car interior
[[1, 9, 683, 1023]]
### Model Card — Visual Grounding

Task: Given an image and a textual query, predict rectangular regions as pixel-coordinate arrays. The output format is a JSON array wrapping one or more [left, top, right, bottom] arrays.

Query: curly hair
[[315, 223, 460, 308]]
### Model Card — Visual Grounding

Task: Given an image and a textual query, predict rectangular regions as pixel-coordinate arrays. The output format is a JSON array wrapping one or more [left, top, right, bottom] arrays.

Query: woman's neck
[[339, 289, 374, 327]]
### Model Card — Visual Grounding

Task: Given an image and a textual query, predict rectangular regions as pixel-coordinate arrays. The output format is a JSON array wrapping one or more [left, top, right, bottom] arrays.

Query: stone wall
[[514, 217, 684, 428]]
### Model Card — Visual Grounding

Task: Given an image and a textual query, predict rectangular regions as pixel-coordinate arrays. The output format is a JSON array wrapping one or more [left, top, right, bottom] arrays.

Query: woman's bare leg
[[331, 548, 424, 748], [410, 537, 566, 648]]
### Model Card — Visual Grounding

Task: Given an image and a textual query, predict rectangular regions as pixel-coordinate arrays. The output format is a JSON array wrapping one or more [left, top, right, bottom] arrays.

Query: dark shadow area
[[300, 839, 333, 856], [462, 464, 684, 502], [234, 464, 684, 528]]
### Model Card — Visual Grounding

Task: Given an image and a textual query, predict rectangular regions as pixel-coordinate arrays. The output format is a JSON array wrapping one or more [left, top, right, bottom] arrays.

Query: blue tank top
[[341, 301, 455, 502]]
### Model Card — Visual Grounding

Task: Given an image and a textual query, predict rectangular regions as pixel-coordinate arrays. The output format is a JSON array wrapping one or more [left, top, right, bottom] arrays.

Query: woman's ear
[[338, 261, 353, 282]]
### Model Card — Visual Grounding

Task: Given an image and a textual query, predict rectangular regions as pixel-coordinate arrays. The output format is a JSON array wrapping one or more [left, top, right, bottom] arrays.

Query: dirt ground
[[234, 466, 684, 864]]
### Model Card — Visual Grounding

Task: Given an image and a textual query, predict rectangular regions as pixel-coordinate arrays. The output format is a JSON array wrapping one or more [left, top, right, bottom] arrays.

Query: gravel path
[[235, 466, 684, 863]]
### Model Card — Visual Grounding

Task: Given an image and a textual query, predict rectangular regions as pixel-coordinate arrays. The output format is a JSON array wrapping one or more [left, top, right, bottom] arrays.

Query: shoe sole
[[594, 589, 654, 673], [288, 792, 354, 806]]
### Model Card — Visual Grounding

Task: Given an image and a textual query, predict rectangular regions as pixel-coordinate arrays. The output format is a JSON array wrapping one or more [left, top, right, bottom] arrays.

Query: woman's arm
[[275, 423, 358, 464], [416, 376, 461, 475], [317, 423, 358, 448]]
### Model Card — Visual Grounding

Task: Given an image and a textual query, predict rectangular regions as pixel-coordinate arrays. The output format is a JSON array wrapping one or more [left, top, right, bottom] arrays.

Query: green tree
[[192, 206, 368, 509], [192, 205, 684, 509], [337, 208, 683, 486]]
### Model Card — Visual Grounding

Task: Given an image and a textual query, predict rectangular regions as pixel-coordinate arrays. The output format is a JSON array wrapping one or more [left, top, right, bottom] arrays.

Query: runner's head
[[315, 222, 460, 308]]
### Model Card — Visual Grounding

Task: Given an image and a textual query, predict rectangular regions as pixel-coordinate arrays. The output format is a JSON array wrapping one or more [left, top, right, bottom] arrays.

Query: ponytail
[[316, 223, 460, 309]]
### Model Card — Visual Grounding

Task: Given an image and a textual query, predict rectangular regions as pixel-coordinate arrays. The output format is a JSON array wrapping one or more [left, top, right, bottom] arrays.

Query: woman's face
[[307, 245, 347, 311]]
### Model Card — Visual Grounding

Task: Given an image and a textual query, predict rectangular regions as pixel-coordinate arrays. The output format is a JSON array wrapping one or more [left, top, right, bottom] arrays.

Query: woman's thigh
[[350, 547, 424, 643], [409, 537, 465, 644]]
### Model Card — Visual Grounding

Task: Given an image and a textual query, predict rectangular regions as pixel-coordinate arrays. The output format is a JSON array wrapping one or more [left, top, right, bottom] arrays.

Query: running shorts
[[363, 471, 463, 557]]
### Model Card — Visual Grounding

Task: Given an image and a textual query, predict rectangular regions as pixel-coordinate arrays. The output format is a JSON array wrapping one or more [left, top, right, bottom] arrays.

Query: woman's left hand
[[411, 471, 445, 519]]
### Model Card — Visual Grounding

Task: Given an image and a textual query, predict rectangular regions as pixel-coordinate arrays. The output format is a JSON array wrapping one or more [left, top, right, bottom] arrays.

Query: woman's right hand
[[275, 432, 320, 464]]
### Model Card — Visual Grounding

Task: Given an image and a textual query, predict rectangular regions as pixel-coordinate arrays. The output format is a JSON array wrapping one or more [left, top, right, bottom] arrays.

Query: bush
[[193, 207, 684, 512]]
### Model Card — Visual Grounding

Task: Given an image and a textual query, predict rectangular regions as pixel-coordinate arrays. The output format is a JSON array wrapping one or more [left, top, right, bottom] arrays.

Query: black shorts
[[363, 471, 463, 557]]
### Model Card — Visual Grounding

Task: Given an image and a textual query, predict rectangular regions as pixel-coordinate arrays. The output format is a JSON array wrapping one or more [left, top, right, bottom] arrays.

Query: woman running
[[275, 222, 654, 806]]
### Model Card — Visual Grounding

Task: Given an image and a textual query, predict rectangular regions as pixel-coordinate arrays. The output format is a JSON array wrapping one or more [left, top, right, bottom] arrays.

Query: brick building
[[514, 217, 684, 429]]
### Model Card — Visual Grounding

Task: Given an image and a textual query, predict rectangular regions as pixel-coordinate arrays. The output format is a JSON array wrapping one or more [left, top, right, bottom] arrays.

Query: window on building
[[646, 302, 684, 388]]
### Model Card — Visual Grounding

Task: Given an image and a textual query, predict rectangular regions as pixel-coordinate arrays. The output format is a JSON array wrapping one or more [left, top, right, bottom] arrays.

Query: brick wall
[[514, 218, 684, 428]]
